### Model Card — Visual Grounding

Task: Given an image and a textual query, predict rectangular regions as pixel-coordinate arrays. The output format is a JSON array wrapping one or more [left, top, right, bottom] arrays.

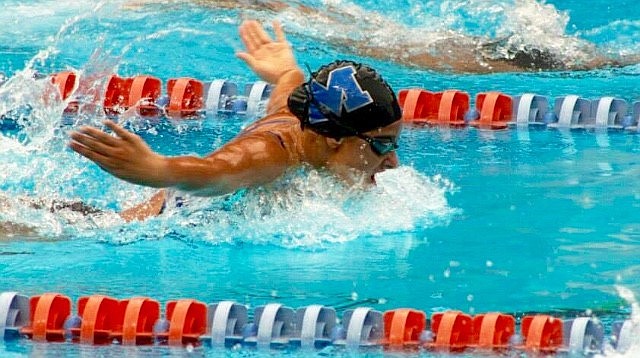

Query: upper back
[[233, 113, 304, 165]]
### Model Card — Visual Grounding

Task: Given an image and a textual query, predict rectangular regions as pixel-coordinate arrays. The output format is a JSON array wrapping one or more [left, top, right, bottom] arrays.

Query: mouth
[[369, 165, 390, 185]]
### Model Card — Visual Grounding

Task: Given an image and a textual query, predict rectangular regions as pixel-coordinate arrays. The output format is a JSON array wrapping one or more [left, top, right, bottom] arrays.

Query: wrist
[[276, 68, 304, 86], [150, 155, 172, 187]]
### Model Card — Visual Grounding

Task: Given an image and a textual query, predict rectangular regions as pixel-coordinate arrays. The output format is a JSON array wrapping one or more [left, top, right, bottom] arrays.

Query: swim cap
[[288, 60, 402, 139]]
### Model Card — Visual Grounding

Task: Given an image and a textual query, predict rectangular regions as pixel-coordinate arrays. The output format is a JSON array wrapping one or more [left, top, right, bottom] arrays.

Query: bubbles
[[6, 163, 454, 246], [615, 286, 639, 322], [596, 286, 640, 357], [112, 165, 456, 249], [185, 343, 194, 353], [265, 0, 635, 71], [486, 260, 494, 268]]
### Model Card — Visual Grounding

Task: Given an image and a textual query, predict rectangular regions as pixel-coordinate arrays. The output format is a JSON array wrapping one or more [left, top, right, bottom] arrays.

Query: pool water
[[1, 0, 639, 356]]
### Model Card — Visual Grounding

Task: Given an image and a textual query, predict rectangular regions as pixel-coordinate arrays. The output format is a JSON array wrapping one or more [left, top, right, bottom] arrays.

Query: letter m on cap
[[310, 66, 373, 116]]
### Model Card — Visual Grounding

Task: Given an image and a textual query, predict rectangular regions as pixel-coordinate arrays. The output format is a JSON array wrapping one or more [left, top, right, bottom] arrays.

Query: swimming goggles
[[353, 133, 399, 156]]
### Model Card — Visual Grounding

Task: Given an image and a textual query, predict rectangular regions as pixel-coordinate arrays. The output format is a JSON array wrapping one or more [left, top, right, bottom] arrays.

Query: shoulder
[[206, 127, 297, 166], [241, 112, 299, 134], [204, 113, 303, 166]]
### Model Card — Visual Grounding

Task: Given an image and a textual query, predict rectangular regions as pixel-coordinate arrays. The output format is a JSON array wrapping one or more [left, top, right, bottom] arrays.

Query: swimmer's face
[[326, 121, 402, 186]]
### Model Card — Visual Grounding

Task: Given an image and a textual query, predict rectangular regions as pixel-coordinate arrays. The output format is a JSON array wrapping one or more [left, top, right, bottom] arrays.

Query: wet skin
[[325, 121, 402, 186], [68, 20, 402, 203]]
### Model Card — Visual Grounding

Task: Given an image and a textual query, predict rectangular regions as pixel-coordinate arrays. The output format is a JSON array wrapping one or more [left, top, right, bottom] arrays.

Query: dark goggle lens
[[369, 137, 399, 156]]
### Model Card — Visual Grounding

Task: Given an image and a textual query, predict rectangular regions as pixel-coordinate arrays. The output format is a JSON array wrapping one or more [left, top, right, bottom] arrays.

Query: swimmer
[[0, 190, 166, 237], [129, 0, 639, 73], [66, 20, 402, 220]]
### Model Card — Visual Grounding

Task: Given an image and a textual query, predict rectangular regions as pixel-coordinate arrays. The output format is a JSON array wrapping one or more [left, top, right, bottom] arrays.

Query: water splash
[[72, 166, 457, 248], [597, 286, 640, 357], [0, 70, 63, 148], [484, 0, 599, 66], [579, 19, 640, 58], [0, 0, 125, 146], [262, 0, 629, 69]]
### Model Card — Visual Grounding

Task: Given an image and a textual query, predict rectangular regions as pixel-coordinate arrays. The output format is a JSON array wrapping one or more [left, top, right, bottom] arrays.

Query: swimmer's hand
[[69, 121, 168, 188], [119, 189, 167, 222], [236, 20, 301, 84]]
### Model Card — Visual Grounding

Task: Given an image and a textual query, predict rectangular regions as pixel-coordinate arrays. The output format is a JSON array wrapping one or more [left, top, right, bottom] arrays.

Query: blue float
[[591, 97, 628, 129], [204, 79, 238, 113], [563, 317, 604, 354], [333, 307, 383, 348], [0, 292, 29, 341], [549, 95, 591, 129], [513, 93, 549, 126], [243, 303, 295, 348], [205, 301, 248, 347], [612, 319, 637, 353], [245, 81, 271, 119], [290, 305, 336, 349]]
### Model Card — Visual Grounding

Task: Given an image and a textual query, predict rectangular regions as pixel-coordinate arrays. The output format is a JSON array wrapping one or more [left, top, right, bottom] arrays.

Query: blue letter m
[[310, 66, 373, 116]]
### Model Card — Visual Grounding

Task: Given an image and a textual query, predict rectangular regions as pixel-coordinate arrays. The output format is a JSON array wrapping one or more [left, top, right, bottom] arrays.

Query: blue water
[[1, 0, 640, 356]]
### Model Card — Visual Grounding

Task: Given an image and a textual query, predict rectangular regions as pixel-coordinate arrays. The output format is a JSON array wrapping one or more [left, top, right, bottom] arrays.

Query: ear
[[325, 137, 343, 149]]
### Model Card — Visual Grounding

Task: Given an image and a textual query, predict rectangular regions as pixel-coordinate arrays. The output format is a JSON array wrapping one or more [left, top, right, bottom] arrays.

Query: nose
[[382, 152, 399, 169]]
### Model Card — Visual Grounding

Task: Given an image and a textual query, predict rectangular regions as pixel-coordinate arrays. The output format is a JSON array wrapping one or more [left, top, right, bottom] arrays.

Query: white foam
[[145, 166, 459, 248], [0, 71, 63, 148], [579, 19, 640, 58], [597, 286, 640, 357], [267, 0, 616, 68]]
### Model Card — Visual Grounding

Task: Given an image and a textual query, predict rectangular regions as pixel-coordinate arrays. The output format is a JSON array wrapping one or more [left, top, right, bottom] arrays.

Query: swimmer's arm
[[69, 121, 290, 196], [119, 189, 167, 222], [235, 20, 304, 114], [266, 68, 304, 114], [160, 134, 291, 195]]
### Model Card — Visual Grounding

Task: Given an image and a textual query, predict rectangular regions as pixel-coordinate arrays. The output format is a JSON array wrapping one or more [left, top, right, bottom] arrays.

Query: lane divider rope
[[3, 72, 639, 134], [0, 291, 635, 354]]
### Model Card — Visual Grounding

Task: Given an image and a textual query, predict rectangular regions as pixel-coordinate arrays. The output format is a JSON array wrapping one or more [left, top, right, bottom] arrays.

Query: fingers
[[71, 125, 119, 147], [252, 21, 273, 45], [235, 51, 257, 68], [239, 20, 266, 52], [239, 22, 257, 53], [68, 120, 139, 162], [272, 21, 286, 43], [68, 138, 112, 166], [69, 130, 116, 157], [103, 120, 137, 142], [239, 20, 284, 51]]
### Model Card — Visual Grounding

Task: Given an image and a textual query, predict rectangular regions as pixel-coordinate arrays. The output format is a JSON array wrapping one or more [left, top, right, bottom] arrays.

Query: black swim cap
[[288, 60, 402, 139]]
